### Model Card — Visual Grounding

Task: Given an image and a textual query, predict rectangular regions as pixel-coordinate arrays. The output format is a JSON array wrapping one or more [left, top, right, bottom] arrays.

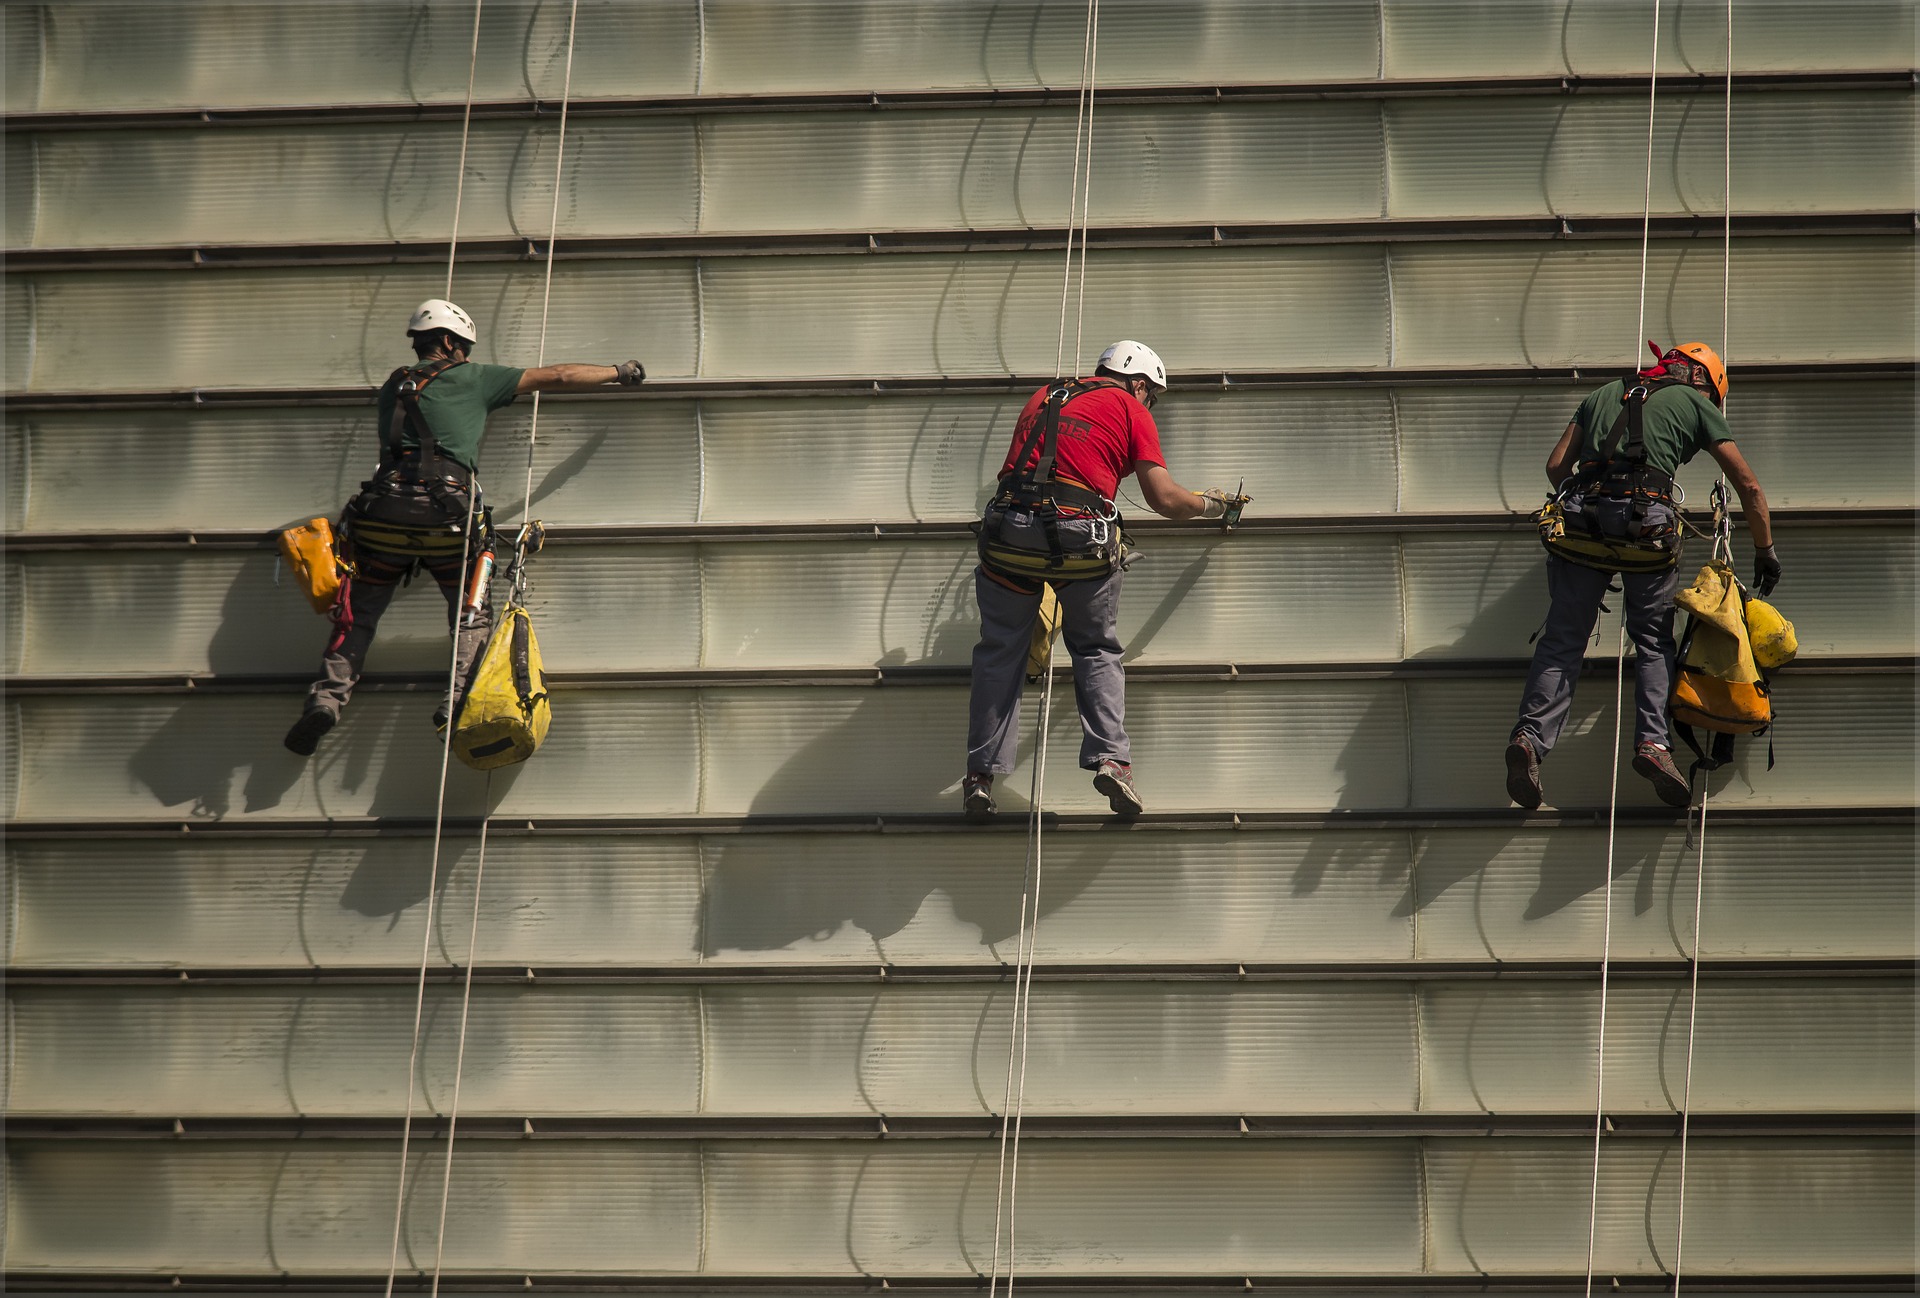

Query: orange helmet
[[1671, 341, 1728, 405]]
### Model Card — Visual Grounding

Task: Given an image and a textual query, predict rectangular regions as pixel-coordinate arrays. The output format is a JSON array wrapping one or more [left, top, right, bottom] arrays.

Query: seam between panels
[[1375, 0, 1387, 82], [1383, 243, 1398, 370], [694, 0, 707, 97], [1398, 679, 1418, 819], [692, 113, 707, 235], [693, 256, 706, 381], [1406, 827, 1422, 966]]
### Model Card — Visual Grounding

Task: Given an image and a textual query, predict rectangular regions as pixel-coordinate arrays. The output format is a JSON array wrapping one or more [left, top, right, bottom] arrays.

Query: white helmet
[[408, 298, 478, 347], [1096, 339, 1166, 392]]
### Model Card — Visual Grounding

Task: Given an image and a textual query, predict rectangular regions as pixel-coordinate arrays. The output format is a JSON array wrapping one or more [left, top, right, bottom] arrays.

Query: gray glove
[[1754, 544, 1781, 596], [615, 359, 646, 386]]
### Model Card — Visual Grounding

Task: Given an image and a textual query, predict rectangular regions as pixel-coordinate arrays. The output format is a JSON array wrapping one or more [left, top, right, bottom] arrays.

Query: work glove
[[1753, 544, 1781, 596], [615, 359, 646, 386], [1197, 487, 1251, 526]]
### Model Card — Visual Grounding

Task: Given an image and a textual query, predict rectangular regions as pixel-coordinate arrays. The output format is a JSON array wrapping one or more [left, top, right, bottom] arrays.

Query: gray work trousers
[[1513, 496, 1683, 756], [967, 515, 1129, 775]]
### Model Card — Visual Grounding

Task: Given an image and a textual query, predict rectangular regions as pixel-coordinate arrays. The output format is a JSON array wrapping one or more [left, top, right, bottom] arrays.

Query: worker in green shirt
[[1506, 341, 1779, 810], [284, 299, 644, 757]]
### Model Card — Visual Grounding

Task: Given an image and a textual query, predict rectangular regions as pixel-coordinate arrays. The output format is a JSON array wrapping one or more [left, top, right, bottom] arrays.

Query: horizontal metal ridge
[[3, 1276, 1914, 1297], [9, 69, 1912, 132], [5, 505, 1905, 551], [8, 1112, 1911, 1143], [7, 362, 1912, 413], [5, 1275, 1912, 1296], [6, 806, 1910, 840], [9, 958, 1908, 989], [5, 655, 1911, 697], [11, 212, 1913, 272]]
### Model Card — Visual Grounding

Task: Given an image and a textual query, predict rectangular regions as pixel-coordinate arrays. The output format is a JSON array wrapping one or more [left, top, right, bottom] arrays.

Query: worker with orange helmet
[[1506, 341, 1777, 810]]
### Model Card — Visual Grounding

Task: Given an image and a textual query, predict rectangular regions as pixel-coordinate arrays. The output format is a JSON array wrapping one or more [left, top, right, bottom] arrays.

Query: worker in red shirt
[[963, 340, 1243, 819]]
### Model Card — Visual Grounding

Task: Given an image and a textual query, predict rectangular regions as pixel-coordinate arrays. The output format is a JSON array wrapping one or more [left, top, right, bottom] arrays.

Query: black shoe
[[1633, 742, 1692, 808], [1505, 735, 1543, 810], [1093, 760, 1144, 819], [962, 772, 996, 821], [283, 707, 337, 757]]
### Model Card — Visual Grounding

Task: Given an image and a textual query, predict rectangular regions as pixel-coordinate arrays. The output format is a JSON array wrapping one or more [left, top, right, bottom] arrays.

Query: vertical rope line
[[1053, 2, 1096, 380], [1586, 11, 1664, 1288], [1673, 8, 1734, 1290], [1070, 0, 1099, 376], [1583, 617, 1629, 1296], [383, 497, 478, 1298], [445, 0, 485, 297], [520, 0, 582, 520], [1633, 0, 1662, 357], [429, 773, 493, 1297], [381, 8, 491, 1276]]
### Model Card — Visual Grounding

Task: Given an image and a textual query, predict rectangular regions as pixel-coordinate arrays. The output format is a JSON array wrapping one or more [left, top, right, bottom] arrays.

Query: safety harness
[[977, 378, 1133, 584], [1535, 375, 1692, 574], [347, 358, 485, 561]]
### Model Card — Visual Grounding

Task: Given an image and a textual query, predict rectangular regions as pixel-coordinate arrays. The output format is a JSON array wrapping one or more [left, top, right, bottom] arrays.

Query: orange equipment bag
[[279, 517, 345, 614], [1670, 667, 1771, 735]]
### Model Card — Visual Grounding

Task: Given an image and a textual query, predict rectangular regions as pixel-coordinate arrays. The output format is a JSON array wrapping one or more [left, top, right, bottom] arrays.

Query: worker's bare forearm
[[1735, 482, 1773, 548], [519, 362, 620, 392], [1544, 421, 1582, 488]]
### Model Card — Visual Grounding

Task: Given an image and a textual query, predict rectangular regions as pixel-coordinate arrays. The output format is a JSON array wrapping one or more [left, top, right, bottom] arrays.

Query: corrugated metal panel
[[1397, 378, 1919, 513], [10, 1, 701, 115], [9, 119, 699, 249], [18, 90, 1907, 251], [1381, 0, 1915, 77], [7, 380, 1907, 534], [1385, 90, 1912, 219], [1388, 237, 1914, 370], [9, 979, 1907, 1119], [14, 2, 1912, 115], [9, 825, 1912, 970], [10, 674, 1910, 822], [8, 525, 1907, 675], [10, 239, 1909, 393], [5, 1137, 1908, 1275]]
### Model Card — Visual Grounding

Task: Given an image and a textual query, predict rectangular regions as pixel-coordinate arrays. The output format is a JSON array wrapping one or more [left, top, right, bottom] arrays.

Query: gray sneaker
[[1505, 734, 1543, 810], [1633, 741, 1691, 808], [1092, 760, 1143, 818]]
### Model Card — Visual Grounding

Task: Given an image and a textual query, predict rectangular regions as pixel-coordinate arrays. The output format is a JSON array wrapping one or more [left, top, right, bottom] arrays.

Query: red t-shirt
[[997, 380, 1165, 501]]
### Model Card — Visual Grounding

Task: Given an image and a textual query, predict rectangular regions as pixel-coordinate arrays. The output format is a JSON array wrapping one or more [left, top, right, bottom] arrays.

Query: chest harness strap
[[978, 379, 1129, 584]]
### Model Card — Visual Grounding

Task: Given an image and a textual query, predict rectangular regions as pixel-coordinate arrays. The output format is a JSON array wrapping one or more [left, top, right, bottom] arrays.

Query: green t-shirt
[[376, 361, 526, 473], [1571, 378, 1732, 478]]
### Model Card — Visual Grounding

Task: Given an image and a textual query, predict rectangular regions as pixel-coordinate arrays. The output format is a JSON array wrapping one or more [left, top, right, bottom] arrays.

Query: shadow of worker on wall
[[1288, 539, 1672, 925], [700, 544, 1203, 961]]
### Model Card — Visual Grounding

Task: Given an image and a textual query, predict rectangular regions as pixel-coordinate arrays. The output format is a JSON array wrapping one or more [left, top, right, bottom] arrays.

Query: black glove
[[615, 359, 646, 386], [1754, 544, 1781, 596]]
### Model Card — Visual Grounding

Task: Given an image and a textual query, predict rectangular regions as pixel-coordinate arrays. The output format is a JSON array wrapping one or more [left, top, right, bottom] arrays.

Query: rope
[[1672, 7, 1736, 1289], [427, 3, 581, 1293], [1585, 7, 1663, 1289], [992, 3, 1099, 1293], [382, 4, 579, 1290], [444, 0, 484, 297]]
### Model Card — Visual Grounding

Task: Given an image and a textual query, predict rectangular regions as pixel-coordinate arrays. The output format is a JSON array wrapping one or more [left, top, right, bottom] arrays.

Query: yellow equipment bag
[[451, 602, 551, 770], [1025, 582, 1063, 682], [279, 517, 345, 614], [1534, 499, 1680, 574], [1744, 595, 1798, 670], [1673, 560, 1761, 684], [1670, 667, 1772, 735]]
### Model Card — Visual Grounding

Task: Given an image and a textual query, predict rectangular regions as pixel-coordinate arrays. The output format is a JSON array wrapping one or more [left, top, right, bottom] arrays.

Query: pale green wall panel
[[8, 379, 1903, 535], [1396, 379, 1918, 513], [1390, 237, 1915, 369], [697, 0, 1384, 94], [9, 676, 1909, 823], [8, 825, 1912, 971], [10, 979, 1906, 1120], [12, 1, 700, 115], [7, 1138, 1906, 1276], [1381, 0, 1915, 77], [1386, 91, 1913, 219]]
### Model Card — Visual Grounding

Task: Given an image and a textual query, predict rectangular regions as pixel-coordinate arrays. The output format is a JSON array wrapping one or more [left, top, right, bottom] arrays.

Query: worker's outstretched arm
[[1135, 462, 1240, 521], [1544, 420, 1583, 488], [516, 360, 645, 393], [1706, 438, 1778, 591]]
